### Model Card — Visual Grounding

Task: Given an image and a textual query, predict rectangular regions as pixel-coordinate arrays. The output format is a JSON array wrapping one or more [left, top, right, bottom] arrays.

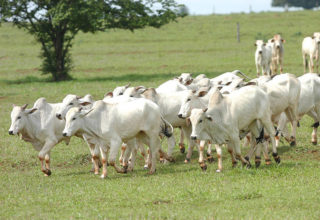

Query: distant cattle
[[269, 34, 285, 74], [302, 32, 320, 73], [255, 40, 272, 76]]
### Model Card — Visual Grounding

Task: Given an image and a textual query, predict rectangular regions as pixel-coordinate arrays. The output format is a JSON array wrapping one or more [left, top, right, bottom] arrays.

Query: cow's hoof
[[200, 163, 207, 171], [265, 159, 272, 165], [216, 169, 221, 173], [275, 157, 281, 164], [148, 169, 156, 175], [100, 174, 106, 179], [179, 146, 185, 154], [167, 157, 175, 163], [143, 164, 149, 170], [232, 161, 238, 168], [159, 158, 165, 163], [207, 156, 214, 163], [123, 166, 128, 173], [43, 169, 51, 176], [246, 163, 252, 169], [312, 141, 317, 145], [290, 141, 296, 146], [184, 158, 190, 164], [255, 161, 261, 168]]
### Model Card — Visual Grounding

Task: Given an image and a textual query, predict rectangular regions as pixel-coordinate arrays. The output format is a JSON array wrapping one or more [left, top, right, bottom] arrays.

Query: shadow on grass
[[0, 71, 224, 84]]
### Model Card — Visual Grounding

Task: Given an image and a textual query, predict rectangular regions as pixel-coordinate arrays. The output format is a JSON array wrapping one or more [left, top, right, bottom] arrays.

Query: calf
[[255, 40, 272, 76], [302, 32, 320, 73]]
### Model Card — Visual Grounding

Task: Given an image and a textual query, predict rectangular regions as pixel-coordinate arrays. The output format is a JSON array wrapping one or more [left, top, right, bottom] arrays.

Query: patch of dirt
[[152, 200, 171, 205], [15, 68, 39, 74]]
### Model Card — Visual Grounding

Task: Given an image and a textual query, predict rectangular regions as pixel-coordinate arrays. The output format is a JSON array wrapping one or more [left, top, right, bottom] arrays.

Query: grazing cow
[[255, 40, 272, 76], [302, 32, 320, 73], [189, 86, 280, 172], [8, 98, 70, 176], [62, 99, 173, 178], [277, 73, 320, 145], [269, 34, 285, 74]]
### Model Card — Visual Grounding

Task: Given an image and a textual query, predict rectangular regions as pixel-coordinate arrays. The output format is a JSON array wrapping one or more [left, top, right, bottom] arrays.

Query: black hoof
[[312, 141, 317, 145], [180, 147, 185, 154], [246, 163, 252, 169], [275, 157, 281, 164], [46, 169, 52, 176], [244, 156, 249, 162], [255, 161, 261, 168], [207, 156, 214, 163], [184, 158, 190, 164], [232, 161, 238, 168], [290, 141, 296, 146], [200, 164, 207, 171]]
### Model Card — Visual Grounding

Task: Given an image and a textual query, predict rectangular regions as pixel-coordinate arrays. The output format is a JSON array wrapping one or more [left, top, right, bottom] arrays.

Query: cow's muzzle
[[56, 113, 62, 120], [8, 130, 13, 135], [178, 114, 186, 119], [62, 132, 68, 137]]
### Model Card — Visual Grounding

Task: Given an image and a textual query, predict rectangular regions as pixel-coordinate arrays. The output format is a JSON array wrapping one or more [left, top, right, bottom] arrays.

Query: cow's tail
[[232, 70, 252, 80], [160, 117, 173, 138]]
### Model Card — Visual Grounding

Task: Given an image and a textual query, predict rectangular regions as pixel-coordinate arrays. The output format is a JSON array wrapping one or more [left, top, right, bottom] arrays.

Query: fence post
[[237, 22, 240, 43]]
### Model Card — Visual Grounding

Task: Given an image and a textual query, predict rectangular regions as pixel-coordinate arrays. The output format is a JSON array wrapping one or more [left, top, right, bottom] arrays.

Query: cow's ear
[[312, 36, 315, 39], [186, 117, 191, 126], [104, 92, 113, 98], [208, 90, 223, 108], [179, 77, 183, 83], [142, 88, 156, 100], [225, 81, 232, 86], [244, 81, 257, 86], [206, 115, 213, 121], [271, 39, 275, 42], [254, 43, 257, 46], [21, 104, 28, 110], [125, 83, 131, 89], [198, 90, 207, 97], [135, 86, 146, 94], [76, 96, 82, 99], [25, 108, 38, 114], [281, 39, 285, 43], [80, 102, 91, 106], [263, 43, 266, 46], [186, 79, 193, 85], [203, 108, 208, 112]]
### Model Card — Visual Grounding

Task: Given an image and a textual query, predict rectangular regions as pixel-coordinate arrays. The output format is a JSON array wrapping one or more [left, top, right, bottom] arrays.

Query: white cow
[[277, 73, 320, 145], [189, 86, 280, 172], [210, 70, 250, 86], [156, 78, 188, 93], [112, 83, 131, 96], [255, 40, 272, 76], [177, 73, 193, 85], [9, 98, 71, 176], [62, 99, 173, 178], [302, 32, 320, 73], [269, 34, 285, 74]]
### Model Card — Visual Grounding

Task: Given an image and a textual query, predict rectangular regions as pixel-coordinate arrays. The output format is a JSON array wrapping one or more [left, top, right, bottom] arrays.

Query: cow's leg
[[137, 141, 148, 167], [38, 140, 57, 176], [303, 53, 307, 73], [215, 144, 222, 172], [91, 145, 100, 175], [198, 140, 207, 171], [262, 142, 271, 165], [307, 110, 319, 145], [279, 57, 283, 73], [148, 137, 161, 174], [310, 54, 314, 73], [183, 127, 195, 163], [284, 108, 297, 146], [256, 64, 260, 77], [167, 135, 176, 158], [227, 145, 237, 167], [254, 143, 262, 167], [99, 146, 109, 179], [261, 116, 280, 164], [206, 141, 214, 163], [178, 128, 185, 153], [119, 143, 127, 164], [45, 153, 50, 172], [108, 139, 127, 174], [230, 138, 251, 168]]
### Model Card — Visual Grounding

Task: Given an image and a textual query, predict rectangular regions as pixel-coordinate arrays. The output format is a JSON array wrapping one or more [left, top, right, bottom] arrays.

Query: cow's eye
[[17, 116, 21, 120], [187, 98, 191, 102], [72, 117, 76, 121], [199, 119, 202, 123], [130, 95, 133, 97], [69, 103, 73, 105], [119, 93, 123, 95]]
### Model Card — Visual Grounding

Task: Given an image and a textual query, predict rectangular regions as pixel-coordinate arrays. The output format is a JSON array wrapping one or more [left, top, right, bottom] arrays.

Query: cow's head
[[271, 34, 285, 49], [123, 86, 146, 98], [178, 89, 208, 119], [178, 73, 193, 85], [113, 83, 130, 96], [56, 94, 91, 120], [313, 32, 320, 44], [142, 88, 157, 102], [9, 104, 37, 135], [62, 107, 93, 137], [189, 108, 212, 141], [255, 40, 266, 55]]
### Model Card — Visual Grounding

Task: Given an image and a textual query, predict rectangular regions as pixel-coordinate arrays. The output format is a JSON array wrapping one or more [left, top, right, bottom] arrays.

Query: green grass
[[1, 11, 320, 219]]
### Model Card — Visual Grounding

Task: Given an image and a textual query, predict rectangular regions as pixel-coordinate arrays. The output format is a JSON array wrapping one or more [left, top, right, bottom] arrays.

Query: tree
[[272, 0, 319, 10], [177, 4, 189, 17], [0, 0, 178, 81]]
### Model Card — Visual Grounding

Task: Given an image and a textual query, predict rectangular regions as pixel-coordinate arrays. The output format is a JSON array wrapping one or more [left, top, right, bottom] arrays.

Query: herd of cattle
[[255, 32, 320, 76], [8, 68, 320, 178]]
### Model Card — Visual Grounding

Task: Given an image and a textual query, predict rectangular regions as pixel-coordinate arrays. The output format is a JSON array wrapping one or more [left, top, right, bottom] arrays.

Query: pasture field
[[1, 11, 320, 219]]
